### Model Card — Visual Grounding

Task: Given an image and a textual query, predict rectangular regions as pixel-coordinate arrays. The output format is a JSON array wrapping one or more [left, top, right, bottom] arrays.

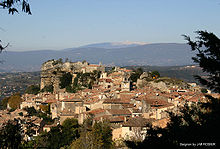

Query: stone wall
[[40, 60, 105, 92]]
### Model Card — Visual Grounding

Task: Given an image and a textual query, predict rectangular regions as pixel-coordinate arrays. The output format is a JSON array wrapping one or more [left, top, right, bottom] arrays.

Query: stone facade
[[40, 60, 105, 92]]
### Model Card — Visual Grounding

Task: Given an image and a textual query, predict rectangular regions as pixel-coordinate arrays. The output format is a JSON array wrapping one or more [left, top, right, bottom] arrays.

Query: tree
[[41, 85, 54, 93], [25, 85, 40, 95], [0, 0, 31, 15], [0, 96, 9, 110], [0, 0, 32, 53], [59, 72, 73, 89], [0, 40, 9, 53], [7, 93, 23, 109], [26, 118, 79, 148], [126, 31, 220, 148], [39, 104, 51, 115], [70, 120, 114, 149], [0, 119, 23, 148], [184, 31, 220, 93], [151, 70, 160, 79], [201, 88, 208, 93], [24, 106, 38, 116], [61, 118, 80, 146], [130, 67, 143, 82]]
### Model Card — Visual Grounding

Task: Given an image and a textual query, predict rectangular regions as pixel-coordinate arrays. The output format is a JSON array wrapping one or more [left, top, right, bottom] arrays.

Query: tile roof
[[103, 99, 130, 104], [88, 108, 105, 115], [107, 109, 131, 115], [122, 117, 154, 127]]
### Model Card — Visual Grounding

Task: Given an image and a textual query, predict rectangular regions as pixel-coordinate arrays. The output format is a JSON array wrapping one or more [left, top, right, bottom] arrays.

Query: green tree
[[130, 67, 143, 82], [25, 85, 40, 95], [24, 106, 38, 116], [184, 31, 220, 93], [59, 72, 73, 89], [27, 118, 80, 148], [126, 31, 220, 148], [201, 88, 208, 93], [0, 96, 9, 109], [151, 70, 160, 79], [47, 125, 64, 149], [0, 119, 22, 148], [41, 85, 54, 93], [70, 120, 114, 149], [61, 118, 80, 146]]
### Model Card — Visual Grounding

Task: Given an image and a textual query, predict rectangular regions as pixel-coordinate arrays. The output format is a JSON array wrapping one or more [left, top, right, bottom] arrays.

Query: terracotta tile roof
[[122, 104, 134, 109], [109, 116, 125, 123], [44, 99, 57, 103], [62, 98, 82, 102], [88, 108, 105, 115], [120, 94, 135, 100], [123, 117, 154, 127], [103, 99, 130, 104], [88, 64, 100, 67], [107, 109, 131, 116], [186, 96, 199, 102]]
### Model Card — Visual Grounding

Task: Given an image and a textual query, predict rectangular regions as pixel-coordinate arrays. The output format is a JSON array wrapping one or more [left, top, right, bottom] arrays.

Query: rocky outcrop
[[40, 59, 105, 92], [136, 72, 152, 89]]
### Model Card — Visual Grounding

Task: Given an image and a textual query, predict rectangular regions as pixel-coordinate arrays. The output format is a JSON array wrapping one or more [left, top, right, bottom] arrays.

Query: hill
[[0, 43, 194, 72], [125, 65, 205, 83], [79, 41, 148, 49]]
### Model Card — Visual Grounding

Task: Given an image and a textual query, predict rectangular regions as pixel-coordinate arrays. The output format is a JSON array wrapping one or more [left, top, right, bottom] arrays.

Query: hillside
[[125, 65, 205, 83], [0, 43, 194, 72]]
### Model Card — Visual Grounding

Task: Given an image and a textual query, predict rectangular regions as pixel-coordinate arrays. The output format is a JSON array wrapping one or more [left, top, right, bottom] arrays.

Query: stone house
[[141, 98, 174, 120], [102, 99, 125, 109], [99, 78, 113, 89], [50, 98, 84, 119], [112, 117, 154, 141]]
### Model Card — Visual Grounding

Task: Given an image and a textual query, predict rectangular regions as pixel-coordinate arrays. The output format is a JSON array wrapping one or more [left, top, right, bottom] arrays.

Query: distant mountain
[[0, 43, 195, 72], [79, 41, 148, 49]]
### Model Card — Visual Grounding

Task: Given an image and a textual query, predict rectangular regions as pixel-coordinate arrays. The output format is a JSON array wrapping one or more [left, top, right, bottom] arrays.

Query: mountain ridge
[[0, 43, 194, 72]]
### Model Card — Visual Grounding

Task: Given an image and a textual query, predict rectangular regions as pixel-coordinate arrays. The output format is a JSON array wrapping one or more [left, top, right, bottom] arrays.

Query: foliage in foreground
[[70, 119, 114, 149], [126, 31, 220, 148], [0, 119, 22, 149], [23, 118, 79, 149]]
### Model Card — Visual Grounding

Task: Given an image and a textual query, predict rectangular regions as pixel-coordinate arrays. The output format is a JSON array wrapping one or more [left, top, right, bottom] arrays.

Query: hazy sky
[[0, 0, 220, 51]]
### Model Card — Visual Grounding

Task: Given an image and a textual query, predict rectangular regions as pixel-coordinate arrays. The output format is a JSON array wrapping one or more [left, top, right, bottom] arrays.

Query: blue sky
[[0, 0, 220, 51]]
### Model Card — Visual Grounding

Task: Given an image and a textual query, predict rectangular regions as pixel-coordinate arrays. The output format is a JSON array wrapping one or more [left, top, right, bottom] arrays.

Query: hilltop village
[[0, 59, 215, 145]]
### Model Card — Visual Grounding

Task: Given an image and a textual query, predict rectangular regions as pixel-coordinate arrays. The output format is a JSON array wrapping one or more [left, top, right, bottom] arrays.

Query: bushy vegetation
[[52, 58, 63, 66], [0, 97, 10, 110], [41, 85, 54, 93], [59, 72, 73, 89], [126, 31, 220, 147], [25, 118, 79, 148], [59, 70, 101, 93], [70, 119, 114, 149], [5, 93, 23, 110], [25, 85, 40, 95], [154, 77, 186, 87], [22, 118, 114, 149], [130, 67, 143, 82], [24, 107, 53, 124], [151, 71, 160, 79], [0, 116, 114, 149], [0, 119, 23, 149]]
